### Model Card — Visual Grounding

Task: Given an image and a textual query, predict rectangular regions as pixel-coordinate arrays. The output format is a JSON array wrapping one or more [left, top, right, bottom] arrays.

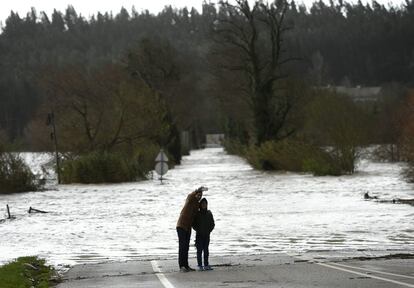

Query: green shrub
[[0, 256, 58, 288], [0, 151, 39, 194], [302, 155, 341, 176], [243, 140, 342, 176], [257, 141, 308, 171], [61, 151, 139, 184], [332, 146, 358, 174], [60, 145, 164, 184], [244, 145, 263, 169], [223, 139, 247, 156]]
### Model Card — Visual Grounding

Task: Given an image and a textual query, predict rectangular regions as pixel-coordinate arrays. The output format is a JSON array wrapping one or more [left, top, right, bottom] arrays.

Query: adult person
[[176, 186, 207, 272]]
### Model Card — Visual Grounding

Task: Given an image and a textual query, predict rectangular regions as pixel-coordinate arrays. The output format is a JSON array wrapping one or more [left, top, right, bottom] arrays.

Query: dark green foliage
[[222, 139, 247, 156], [0, 148, 39, 194], [305, 90, 373, 174], [0, 256, 58, 288], [242, 140, 341, 176], [223, 119, 250, 147], [301, 154, 342, 176], [60, 143, 163, 183], [61, 151, 142, 184]]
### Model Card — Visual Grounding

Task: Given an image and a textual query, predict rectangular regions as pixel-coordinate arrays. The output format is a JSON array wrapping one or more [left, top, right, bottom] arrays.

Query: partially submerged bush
[[222, 138, 246, 156], [0, 150, 39, 194], [304, 90, 371, 174], [243, 140, 342, 176], [61, 152, 137, 184], [60, 145, 162, 184]]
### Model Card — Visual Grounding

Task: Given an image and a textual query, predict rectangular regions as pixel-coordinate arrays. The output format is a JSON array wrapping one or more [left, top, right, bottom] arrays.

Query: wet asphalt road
[[56, 253, 414, 288]]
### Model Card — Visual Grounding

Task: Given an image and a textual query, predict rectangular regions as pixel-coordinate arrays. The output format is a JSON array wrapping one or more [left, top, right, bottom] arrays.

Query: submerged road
[[57, 253, 414, 288], [3, 148, 413, 267]]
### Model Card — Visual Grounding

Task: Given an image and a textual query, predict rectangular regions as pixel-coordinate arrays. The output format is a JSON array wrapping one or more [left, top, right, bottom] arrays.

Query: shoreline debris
[[28, 207, 49, 214], [364, 192, 414, 206]]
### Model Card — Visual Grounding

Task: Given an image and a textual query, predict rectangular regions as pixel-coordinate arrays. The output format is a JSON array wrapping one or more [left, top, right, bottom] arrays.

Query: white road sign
[[155, 150, 169, 162], [155, 162, 169, 176]]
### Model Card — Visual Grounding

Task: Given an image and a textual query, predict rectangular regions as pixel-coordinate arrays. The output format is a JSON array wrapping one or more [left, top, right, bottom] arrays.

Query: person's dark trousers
[[195, 233, 210, 267], [177, 227, 191, 268]]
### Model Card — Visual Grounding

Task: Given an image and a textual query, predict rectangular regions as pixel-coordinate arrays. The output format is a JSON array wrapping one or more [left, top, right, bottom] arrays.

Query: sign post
[[155, 149, 169, 184]]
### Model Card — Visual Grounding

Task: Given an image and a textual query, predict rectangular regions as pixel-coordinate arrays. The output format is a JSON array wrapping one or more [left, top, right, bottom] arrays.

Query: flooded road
[[0, 148, 413, 268]]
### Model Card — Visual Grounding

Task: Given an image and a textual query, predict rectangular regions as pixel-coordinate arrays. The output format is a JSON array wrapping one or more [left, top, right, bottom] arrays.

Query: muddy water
[[0, 148, 413, 268]]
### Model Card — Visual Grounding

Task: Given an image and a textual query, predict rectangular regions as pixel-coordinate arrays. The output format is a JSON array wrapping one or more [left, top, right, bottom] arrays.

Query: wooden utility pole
[[47, 112, 61, 184], [6, 204, 11, 219]]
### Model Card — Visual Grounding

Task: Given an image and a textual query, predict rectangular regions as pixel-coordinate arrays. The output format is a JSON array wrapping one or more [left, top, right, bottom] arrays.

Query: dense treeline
[[0, 5, 219, 145], [0, 0, 413, 186], [0, 1, 413, 143]]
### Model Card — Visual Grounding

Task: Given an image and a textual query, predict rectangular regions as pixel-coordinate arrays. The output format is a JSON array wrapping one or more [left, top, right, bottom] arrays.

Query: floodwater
[[0, 148, 413, 269]]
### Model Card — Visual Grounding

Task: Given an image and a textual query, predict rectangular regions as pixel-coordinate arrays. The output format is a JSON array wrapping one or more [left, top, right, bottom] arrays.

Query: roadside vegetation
[[0, 144, 40, 194], [0, 256, 59, 288], [223, 87, 373, 176], [60, 145, 160, 183], [223, 84, 414, 176]]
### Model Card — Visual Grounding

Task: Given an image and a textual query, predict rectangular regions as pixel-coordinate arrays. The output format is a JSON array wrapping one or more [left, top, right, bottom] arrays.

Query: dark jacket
[[193, 209, 215, 236], [177, 191, 200, 231]]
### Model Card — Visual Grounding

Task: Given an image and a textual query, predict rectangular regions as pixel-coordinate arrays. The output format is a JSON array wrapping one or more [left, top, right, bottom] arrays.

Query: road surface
[[56, 253, 414, 288]]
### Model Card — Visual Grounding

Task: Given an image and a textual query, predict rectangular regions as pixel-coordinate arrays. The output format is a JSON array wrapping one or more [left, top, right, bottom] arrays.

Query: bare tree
[[30, 64, 169, 153], [214, 0, 299, 144]]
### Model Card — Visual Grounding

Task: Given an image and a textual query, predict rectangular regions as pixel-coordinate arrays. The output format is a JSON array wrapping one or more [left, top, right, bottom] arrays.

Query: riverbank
[[0, 256, 59, 288], [56, 253, 414, 288]]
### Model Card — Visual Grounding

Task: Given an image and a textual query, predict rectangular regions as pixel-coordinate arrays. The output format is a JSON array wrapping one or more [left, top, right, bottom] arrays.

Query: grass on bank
[[0, 256, 59, 288]]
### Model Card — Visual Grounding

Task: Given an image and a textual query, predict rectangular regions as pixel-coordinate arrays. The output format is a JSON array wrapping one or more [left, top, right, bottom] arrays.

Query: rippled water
[[0, 148, 413, 268]]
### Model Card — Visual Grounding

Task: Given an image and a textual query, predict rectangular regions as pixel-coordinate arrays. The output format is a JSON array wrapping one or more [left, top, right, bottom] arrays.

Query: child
[[193, 198, 215, 271]]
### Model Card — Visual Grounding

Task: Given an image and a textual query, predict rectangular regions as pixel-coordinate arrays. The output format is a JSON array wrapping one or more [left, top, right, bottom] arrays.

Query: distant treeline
[[0, 0, 413, 143]]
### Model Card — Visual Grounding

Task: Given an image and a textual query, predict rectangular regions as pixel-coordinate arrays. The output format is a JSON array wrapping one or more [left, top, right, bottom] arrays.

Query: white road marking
[[328, 262, 414, 280], [285, 252, 414, 287], [316, 262, 414, 288], [151, 260, 176, 288]]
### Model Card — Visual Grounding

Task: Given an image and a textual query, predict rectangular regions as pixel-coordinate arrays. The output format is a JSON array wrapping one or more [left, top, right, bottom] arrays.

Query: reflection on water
[[0, 148, 413, 268]]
